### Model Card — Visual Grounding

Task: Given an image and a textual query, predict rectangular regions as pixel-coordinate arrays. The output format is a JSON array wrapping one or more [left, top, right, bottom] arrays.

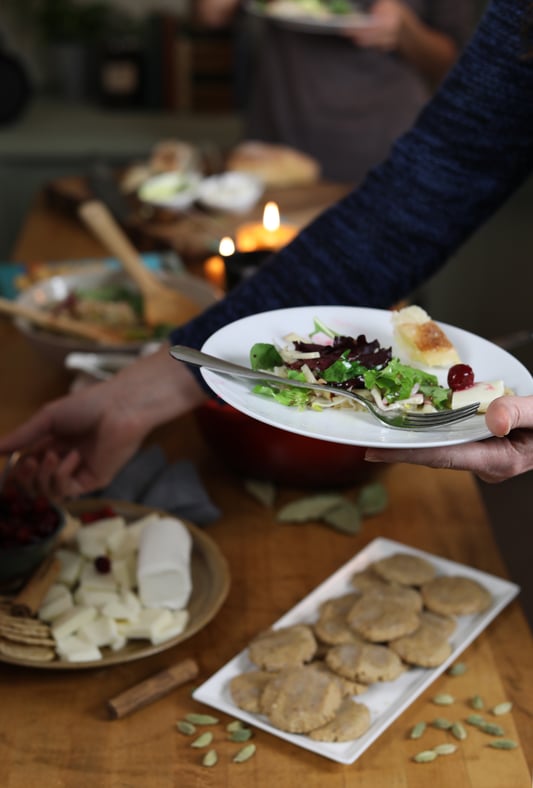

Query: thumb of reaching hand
[[485, 395, 533, 437]]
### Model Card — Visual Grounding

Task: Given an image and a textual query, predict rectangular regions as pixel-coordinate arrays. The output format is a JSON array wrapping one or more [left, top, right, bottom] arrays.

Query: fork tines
[[404, 402, 481, 425]]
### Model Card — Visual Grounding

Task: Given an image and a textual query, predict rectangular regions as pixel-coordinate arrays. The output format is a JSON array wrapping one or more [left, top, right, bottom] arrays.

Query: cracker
[[248, 625, 317, 671], [372, 552, 437, 587], [421, 575, 492, 616], [309, 699, 371, 742], [0, 638, 56, 662]]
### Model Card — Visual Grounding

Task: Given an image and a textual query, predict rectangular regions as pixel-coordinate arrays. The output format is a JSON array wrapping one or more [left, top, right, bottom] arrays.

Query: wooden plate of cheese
[[0, 499, 230, 670]]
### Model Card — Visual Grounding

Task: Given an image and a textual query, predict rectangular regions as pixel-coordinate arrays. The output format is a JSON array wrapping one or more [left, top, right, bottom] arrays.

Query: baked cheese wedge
[[392, 305, 461, 368]]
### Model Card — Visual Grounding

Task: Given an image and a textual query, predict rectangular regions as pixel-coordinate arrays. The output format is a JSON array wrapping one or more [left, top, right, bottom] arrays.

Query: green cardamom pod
[[488, 739, 518, 750], [492, 701, 512, 716], [479, 722, 505, 736], [451, 722, 467, 741], [470, 694, 484, 710], [433, 743, 457, 755], [202, 749, 218, 767], [176, 720, 197, 735], [229, 728, 253, 742], [413, 750, 438, 763], [432, 693, 454, 706], [431, 717, 453, 730], [226, 720, 245, 732], [447, 662, 467, 676], [409, 722, 427, 739], [233, 743, 257, 763], [191, 732, 214, 748], [185, 713, 219, 725], [466, 714, 485, 727]]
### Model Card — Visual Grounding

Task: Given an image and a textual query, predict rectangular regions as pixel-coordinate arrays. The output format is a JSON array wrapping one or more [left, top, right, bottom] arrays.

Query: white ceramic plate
[[193, 537, 519, 764], [246, 0, 375, 34], [200, 306, 533, 449]]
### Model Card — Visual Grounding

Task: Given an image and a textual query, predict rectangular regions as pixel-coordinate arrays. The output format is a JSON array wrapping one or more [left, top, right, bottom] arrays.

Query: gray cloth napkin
[[95, 445, 220, 526]]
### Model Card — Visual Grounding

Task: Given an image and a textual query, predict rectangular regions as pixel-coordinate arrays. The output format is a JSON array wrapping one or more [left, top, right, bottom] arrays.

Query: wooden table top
[[1, 196, 532, 787]]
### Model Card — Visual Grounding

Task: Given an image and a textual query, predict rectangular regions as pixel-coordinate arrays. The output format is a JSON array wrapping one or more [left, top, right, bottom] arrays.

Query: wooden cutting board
[[45, 174, 350, 261]]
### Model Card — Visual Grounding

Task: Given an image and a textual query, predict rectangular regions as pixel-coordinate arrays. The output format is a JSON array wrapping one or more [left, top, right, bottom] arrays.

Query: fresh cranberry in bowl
[[0, 484, 66, 588], [447, 364, 475, 391]]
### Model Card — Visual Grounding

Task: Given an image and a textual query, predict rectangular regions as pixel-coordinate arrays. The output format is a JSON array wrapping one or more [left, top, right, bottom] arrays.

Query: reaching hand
[[0, 345, 207, 500], [364, 395, 533, 483]]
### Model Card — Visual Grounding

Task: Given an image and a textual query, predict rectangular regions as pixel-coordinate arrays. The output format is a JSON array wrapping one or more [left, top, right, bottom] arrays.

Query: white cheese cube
[[111, 557, 134, 591], [110, 633, 127, 652], [74, 587, 121, 608], [78, 615, 119, 647], [150, 610, 189, 645], [55, 549, 85, 588], [79, 563, 118, 592], [451, 380, 505, 413], [42, 583, 71, 605], [51, 605, 97, 641], [76, 517, 126, 558], [39, 592, 74, 623], [55, 634, 102, 662], [137, 517, 192, 610], [102, 590, 141, 622], [120, 608, 173, 640]]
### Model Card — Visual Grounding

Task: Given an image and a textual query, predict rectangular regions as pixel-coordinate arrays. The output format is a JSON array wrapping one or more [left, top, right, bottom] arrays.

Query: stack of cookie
[[229, 552, 492, 743]]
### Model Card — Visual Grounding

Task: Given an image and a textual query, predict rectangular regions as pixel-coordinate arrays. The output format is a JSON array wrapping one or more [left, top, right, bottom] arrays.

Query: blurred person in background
[[195, 0, 475, 182]]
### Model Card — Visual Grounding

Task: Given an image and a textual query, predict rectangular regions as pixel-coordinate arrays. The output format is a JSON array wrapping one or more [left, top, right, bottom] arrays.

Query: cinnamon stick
[[107, 657, 200, 719], [10, 554, 61, 617]]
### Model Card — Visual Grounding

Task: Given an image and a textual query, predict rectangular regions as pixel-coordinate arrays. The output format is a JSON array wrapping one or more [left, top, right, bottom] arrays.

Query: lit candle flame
[[219, 236, 235, 256], [262, 201, 280, 233]]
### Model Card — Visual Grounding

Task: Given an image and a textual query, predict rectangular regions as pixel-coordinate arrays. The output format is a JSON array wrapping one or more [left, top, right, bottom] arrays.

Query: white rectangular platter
[[193, 537, 519, 764]]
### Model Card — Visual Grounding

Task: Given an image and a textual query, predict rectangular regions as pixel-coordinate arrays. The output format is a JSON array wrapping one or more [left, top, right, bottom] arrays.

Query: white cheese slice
[[451, 380, 505, 413], [150, 610, 189, 645], [39, 592, 74, 623], [76, 516, 126, 558], [120, 608, 173, 640], [74, 587, 121, 608], [101, 590, 142, 622], [55, 549, 85, 588], [51, 605, 97, 641], [41, 583, 71, 605], [137, 517, 192, 610], [79, 564, 118, 592], [55, 634, 102, 662], [77, 615, 119, 647]]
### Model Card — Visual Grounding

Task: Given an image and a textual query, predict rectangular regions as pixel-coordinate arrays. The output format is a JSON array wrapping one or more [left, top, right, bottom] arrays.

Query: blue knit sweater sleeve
[[170, 0, 533, 390]]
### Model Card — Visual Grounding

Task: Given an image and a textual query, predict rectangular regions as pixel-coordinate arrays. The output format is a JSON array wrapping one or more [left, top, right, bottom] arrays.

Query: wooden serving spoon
[[78, 200, 202, 327], [0, 296, 124, 344]]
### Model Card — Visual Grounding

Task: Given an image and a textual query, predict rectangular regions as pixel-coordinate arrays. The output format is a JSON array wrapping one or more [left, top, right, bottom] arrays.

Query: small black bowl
[[0, 489, 66, 588]]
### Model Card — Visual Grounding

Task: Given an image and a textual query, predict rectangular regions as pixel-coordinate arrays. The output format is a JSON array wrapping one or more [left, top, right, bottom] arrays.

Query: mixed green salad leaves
[[249, 318, 452, 412]]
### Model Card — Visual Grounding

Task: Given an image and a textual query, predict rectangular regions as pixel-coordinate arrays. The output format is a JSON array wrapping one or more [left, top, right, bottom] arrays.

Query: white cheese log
[[137, 518, 192, 610]]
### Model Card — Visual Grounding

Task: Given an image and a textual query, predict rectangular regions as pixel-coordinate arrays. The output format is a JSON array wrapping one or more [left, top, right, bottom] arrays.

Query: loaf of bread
[[392, 305, 461, 367], [226, 140, 321, 187]]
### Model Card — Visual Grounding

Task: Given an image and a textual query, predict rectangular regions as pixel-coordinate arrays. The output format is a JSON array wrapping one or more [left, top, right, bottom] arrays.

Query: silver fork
[[170, 345, 480, 431]]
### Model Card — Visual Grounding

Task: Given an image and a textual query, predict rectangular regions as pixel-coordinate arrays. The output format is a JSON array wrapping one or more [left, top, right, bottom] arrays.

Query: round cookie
[[389, 622, 453, 667], [260, 665, 343, 733], [350, 567, 390, 593], [421, 575, 492, 616], [419, 609, 457, 638], [309, 699, 371, 742], [363, 584, 423, 613], [309, 659, 368, 697], [248, 624, 317, 671], [372, 552, 437, 586], [346, 596, 420, 642], [229, 670, 273, 713], [315, 592, 363, 645], [325, 641, 405, 684]]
